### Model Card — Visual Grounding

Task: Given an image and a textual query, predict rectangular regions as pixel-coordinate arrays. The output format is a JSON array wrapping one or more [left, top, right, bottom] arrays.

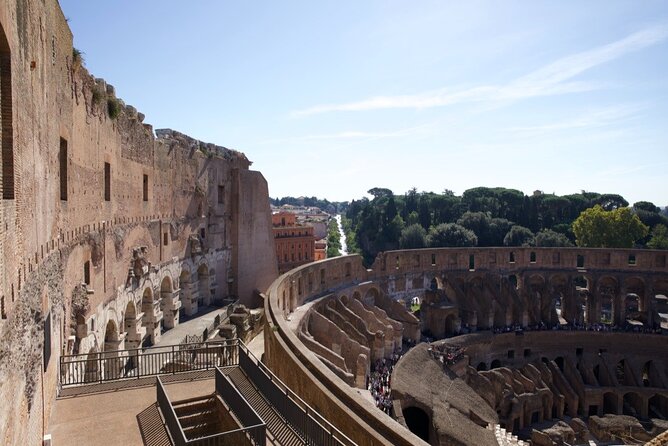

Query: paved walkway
[[247, 329, 266, 359], [154, 306, 229, 347], [50, 375, 214, 446]]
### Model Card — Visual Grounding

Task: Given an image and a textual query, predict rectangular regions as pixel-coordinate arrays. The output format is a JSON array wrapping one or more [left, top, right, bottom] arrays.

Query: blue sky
[[59, 1, 668, 206]]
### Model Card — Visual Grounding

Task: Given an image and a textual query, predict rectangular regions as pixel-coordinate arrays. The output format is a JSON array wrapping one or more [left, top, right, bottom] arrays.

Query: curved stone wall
[[0, 2, 277, 443], [264, 247, 668, 445]]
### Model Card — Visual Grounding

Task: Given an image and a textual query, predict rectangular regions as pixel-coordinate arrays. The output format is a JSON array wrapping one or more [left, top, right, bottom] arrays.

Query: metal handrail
[[238, 340, 357, 446], [59, 339, 238, 388]]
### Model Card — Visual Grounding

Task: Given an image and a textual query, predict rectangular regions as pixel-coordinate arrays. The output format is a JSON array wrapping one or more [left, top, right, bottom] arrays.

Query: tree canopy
[[427, 223, 478, 248], [572, 205, 649, 248]]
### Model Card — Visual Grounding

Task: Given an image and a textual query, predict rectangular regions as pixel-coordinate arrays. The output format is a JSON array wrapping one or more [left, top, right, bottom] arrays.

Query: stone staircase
[[172, 396, 222, 441], [489, 423, 528, 446]]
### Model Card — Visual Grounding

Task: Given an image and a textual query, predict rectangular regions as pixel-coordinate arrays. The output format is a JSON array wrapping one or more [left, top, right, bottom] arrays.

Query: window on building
[[59, 138, 68, 201], [43, 312, 51, 371], [142, 174, 148, 201], [218, 185, 224, 204], [104, 162, 111, 201], [530, 252, 536, 263], [200, 228, 205, 239], [163, 232, 168, 246], [83, 261, 90, 285], [577, 255, 585, 268], [628, 254, 636, 266], [1, 28, 14, 200]]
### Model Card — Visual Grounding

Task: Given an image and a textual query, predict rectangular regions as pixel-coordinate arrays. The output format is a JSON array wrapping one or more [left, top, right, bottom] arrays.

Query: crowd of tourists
[[485, 321, 665, 335], [366, 351, 405, 415]]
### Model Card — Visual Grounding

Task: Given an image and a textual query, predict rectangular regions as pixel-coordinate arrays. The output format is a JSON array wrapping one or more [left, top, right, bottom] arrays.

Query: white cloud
[[292, 24, 668, 116], [507, 103, 646, 133]]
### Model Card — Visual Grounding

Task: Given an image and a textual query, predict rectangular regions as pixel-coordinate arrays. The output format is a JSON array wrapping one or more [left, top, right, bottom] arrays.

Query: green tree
[[572, 205, 649, 248], [326, 219, 342, 257], [535, 229, 574, 247], [400, 224, 427, 249], [405, 211, 420, 226], [503, 225, 535, 247], [427, 223, 477, 247], [647, 224, 668, 249]]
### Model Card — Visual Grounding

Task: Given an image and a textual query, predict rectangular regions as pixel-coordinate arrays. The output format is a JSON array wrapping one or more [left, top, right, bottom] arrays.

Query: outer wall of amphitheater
[[264, 247, 668, 445], [0, 2, 277, 444]]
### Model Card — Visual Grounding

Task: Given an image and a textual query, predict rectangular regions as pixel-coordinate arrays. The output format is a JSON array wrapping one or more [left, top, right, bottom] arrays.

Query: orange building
[[273, 212, 316, 273]]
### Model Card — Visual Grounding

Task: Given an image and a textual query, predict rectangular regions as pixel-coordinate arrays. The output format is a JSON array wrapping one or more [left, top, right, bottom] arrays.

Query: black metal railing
[[157, 370, 266, 446], [238, 342, 356, 446], [60, 339, 239, 387], [156, 376, 188, 446], [214, 368, 266, 445]]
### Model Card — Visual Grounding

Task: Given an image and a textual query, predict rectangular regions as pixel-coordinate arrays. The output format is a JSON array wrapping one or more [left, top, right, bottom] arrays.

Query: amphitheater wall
[[0, 1, 277, 443]]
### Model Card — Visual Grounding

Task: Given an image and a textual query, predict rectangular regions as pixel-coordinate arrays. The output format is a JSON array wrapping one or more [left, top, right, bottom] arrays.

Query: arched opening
[[649, 394, 668, 419], [491, 359, 501, 369], [444, 314, 456, 336], [124, 301, 140, 349], [600, 295, 613, 325], [476, 362, 487, 371], [430, 277, 438, 291], [508, 275, 518, 289], [403, 406, 430, 442], [104, 320, 122, 379], [555, 356, 564, 372], [363, 287, 380, 306], [623, 392, 643, 418], [616, 360, 627, 386], [197, 264, 210, 307], [603, 392, 618, 414], [0, 23, 14, 200]]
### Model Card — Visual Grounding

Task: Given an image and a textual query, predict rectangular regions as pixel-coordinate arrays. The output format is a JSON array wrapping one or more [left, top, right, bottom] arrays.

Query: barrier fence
[[59, 339, 238, 387], [60, 338, 356, 446], [238, 342, 356, 446]]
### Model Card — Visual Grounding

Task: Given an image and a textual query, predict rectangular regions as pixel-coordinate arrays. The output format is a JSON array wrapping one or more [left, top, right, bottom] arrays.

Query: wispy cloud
[[292, 24, 668, 117], [507, 103, 646, 133], [256, 124, 433, 145]]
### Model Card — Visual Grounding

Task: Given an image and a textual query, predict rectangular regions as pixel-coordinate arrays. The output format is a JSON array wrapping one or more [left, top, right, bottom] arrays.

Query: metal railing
[[214, 368, 266, 445], [156, 377, 188, 446], [60, 339, 239, 387], [238, 342, 356, 446], [157, 370, 266, 446]]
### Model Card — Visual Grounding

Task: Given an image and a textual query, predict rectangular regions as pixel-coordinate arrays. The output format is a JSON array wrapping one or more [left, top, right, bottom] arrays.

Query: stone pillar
[[372, 331, 385, 362], [161, 288, 182, 329], [356, 353, 368, 389]]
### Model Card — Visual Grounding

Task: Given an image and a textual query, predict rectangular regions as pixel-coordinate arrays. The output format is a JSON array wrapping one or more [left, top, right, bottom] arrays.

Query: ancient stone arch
[[160, 274, 180, 329]]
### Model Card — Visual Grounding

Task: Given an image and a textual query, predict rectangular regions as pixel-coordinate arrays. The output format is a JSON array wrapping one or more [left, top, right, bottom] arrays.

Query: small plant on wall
[[107, 97, 121, 119]]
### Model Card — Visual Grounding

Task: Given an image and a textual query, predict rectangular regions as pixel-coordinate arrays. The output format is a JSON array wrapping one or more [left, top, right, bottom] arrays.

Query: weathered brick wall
[[0, 1, 277, 444]]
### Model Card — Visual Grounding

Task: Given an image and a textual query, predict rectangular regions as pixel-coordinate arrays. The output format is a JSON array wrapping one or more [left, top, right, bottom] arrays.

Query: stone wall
[[0, 1, 277, 444], [264, 247, 668, 446]]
